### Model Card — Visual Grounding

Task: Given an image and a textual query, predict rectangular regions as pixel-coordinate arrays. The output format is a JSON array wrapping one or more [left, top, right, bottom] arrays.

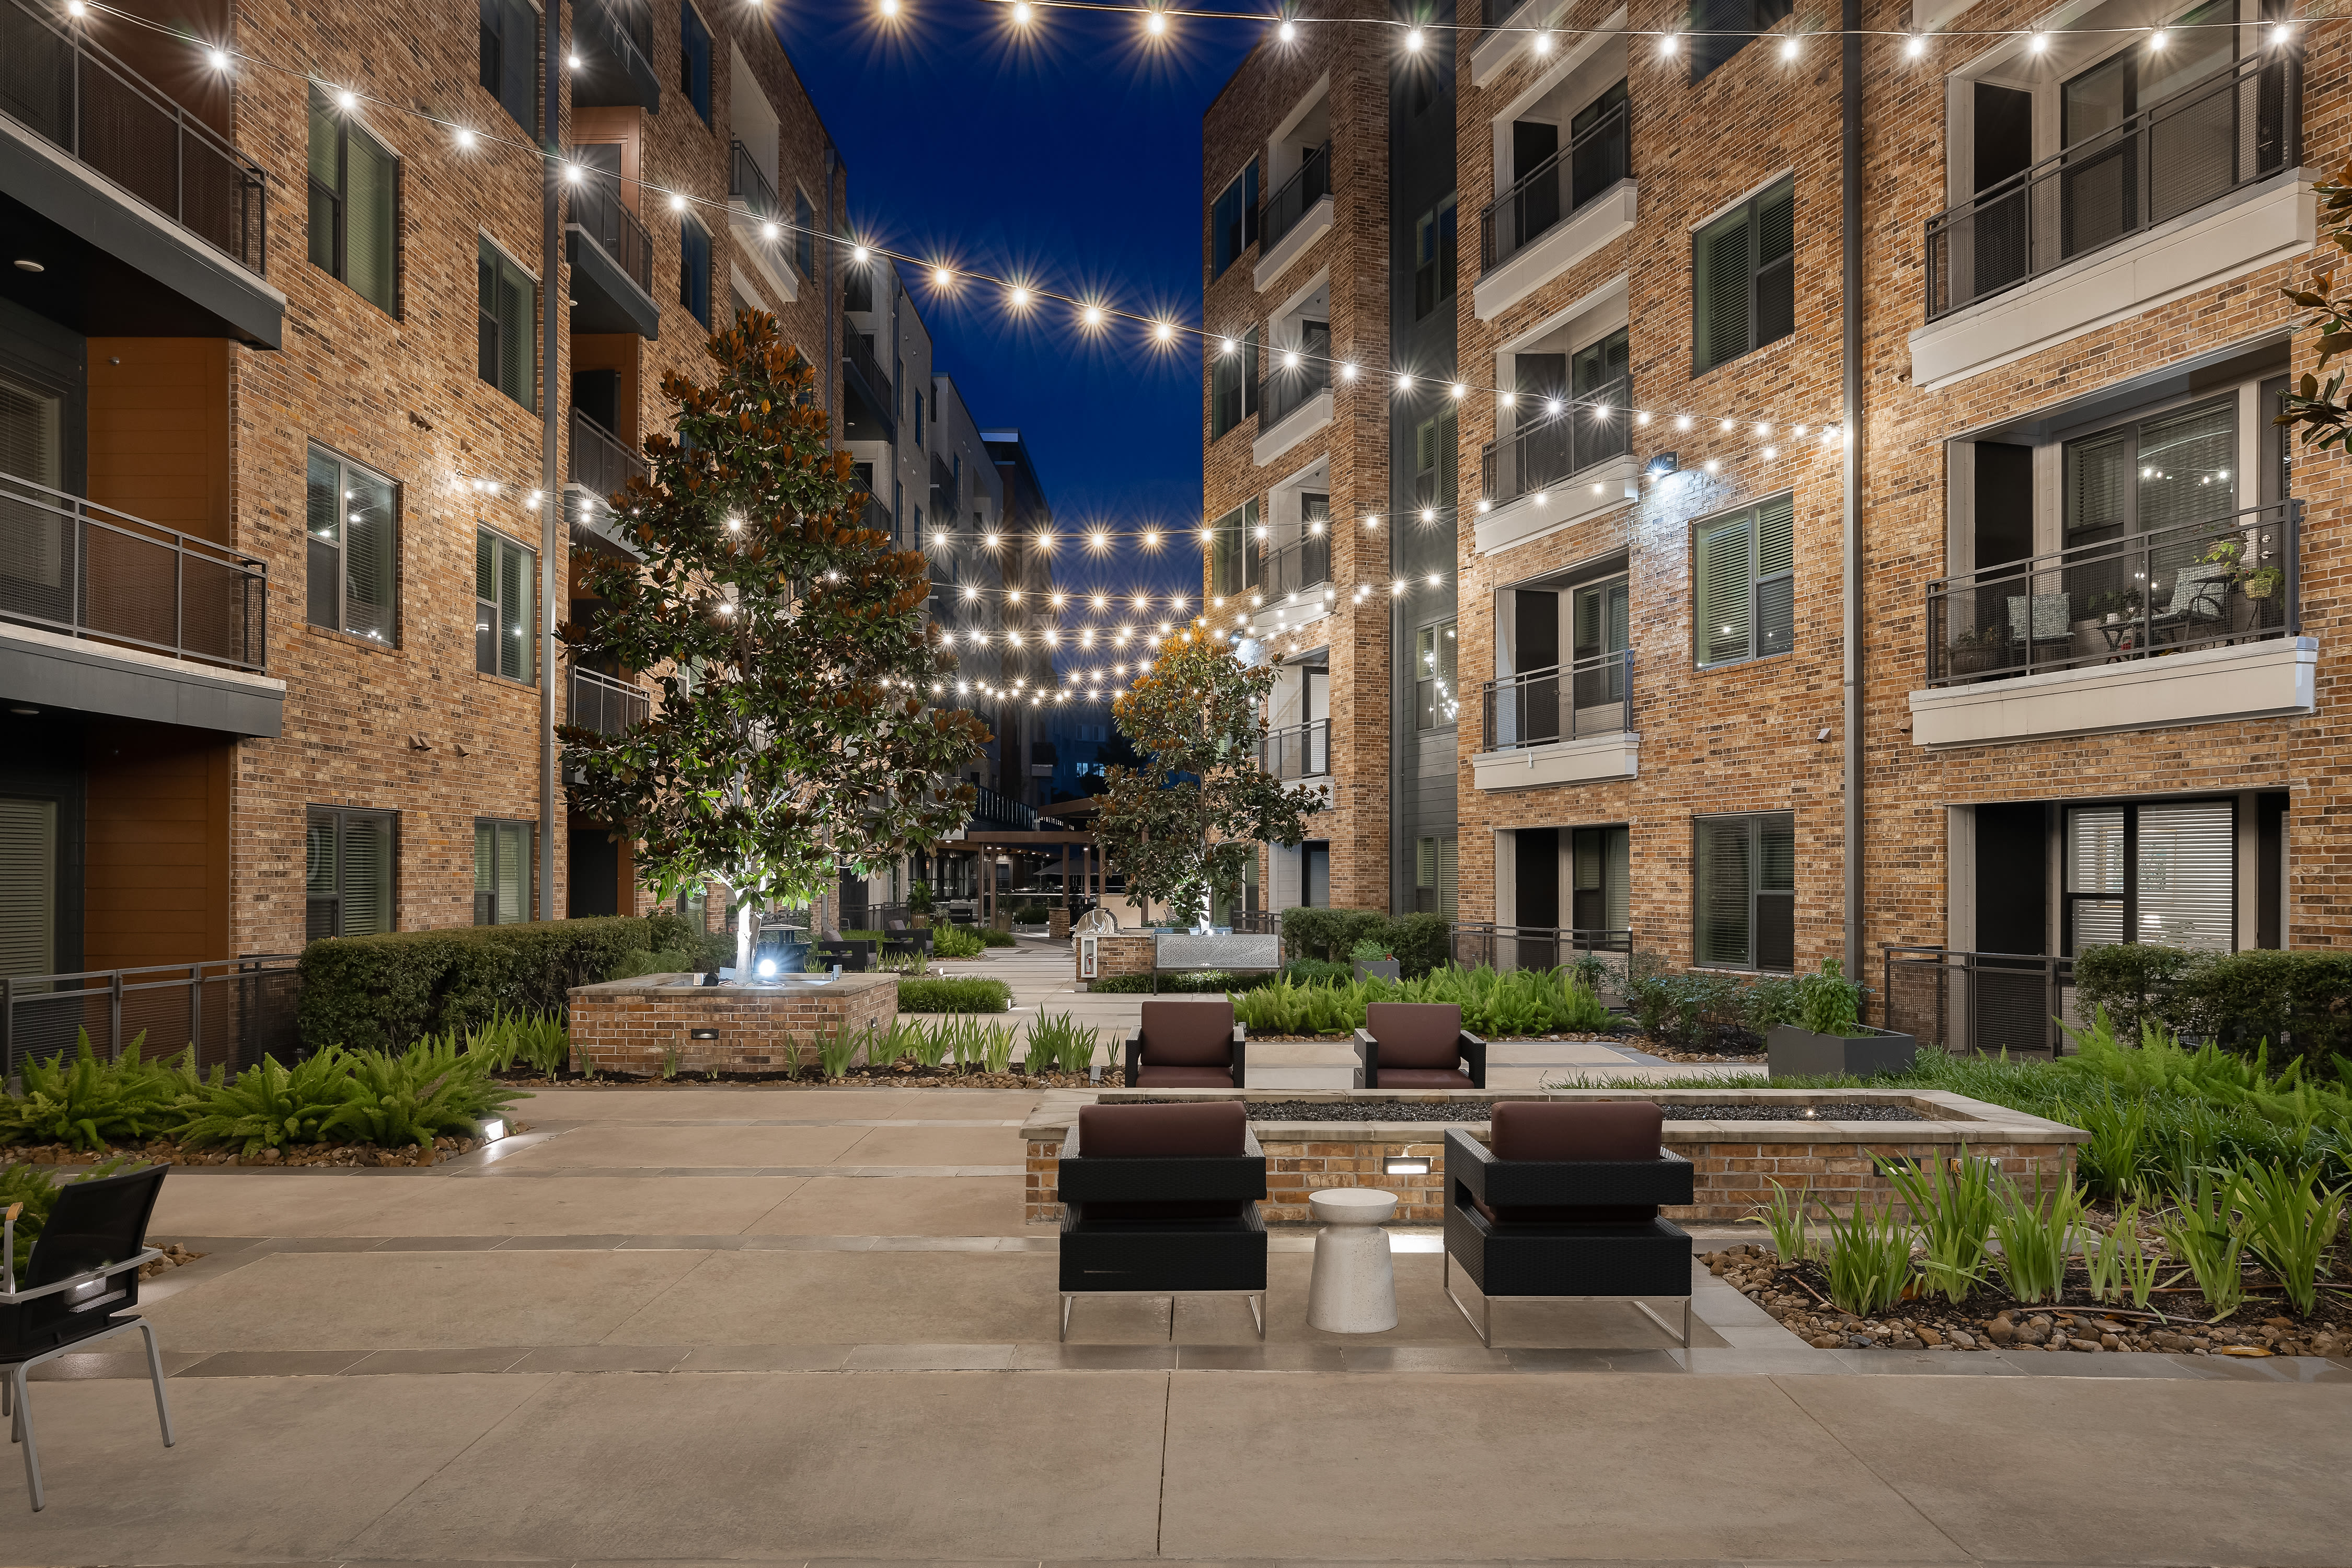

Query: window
[[1688, 0, 1794, 83], [845, 264, 873, 313], [1413, 407, 1457, 508], [1301, 841, 1330, 907], [679, 212, 711, 326], [793, 189, 815, 278], [1694, 812, 1794, 971], [475, 527, 536, 682], [1209, 328, 1259, 440], [1693, 494, 1794, 667], [477, 0, 538, 133], [1415, 836, 1459, 917], [1209, 499, 1259, 597], [306, 87, 399, 314], [1415, 618, 1457, 729], [474, 819, 533, 925], [477, 238, 536, 409], [2065, 800, 2235, 954], [1570, 825, 1630, 938], [306, 806, 396, 940], [680, 3, 713, 121], [1210, 160, 1259, 278], [306, 446, 398, 644], [1414, 195, 1458, 320], [1692, 176, 1795, 373], [2063, 394, 2237, 551], [913, 390, 925, 447]]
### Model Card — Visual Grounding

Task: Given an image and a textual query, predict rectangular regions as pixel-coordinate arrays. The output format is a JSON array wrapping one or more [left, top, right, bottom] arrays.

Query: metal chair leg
[[1059, 1294, 1073, 1343], [13, 1364, 40, 1512], [1249, 1292, 1265, 1340], [137, 1320, 175, 1448]]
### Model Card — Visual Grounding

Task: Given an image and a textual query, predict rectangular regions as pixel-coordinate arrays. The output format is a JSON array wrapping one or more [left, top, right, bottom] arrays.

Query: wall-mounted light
[[1383, 1156, 1431, 1176], [1645, 452, 1680, 480]]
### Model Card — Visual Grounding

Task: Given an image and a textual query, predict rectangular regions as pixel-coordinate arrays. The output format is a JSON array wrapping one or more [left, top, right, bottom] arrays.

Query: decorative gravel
[[1137, 1099, 1923, 1124]]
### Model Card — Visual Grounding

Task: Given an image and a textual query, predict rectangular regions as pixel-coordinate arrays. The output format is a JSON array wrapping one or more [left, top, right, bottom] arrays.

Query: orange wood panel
[[86, 339, 230, 544], [83, 723, 232, 970]]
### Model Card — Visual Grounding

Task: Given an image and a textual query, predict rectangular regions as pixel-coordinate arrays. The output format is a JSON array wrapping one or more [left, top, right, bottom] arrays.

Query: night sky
[[767, 0, 1262, 606]]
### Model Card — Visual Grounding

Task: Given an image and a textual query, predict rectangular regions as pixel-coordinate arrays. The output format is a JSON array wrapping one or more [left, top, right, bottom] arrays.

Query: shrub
[[1279, 908, 1452, 978], [1793, 958, 1863, 1036], [1086, 972, 1274, 995], [1230, 964, 1609, 1038], [2179, 948, 2352, 1067], [1350, 938, 1393, 963], [2073, 942, 2204, 1043], [896, 977, 1010, 1013], [2, 1033, 191, 1151], [607, 948, 700, 981], [930, 924, 985, 959], [1012, 900, 1052, 924], [1385, 913, 1454, 978], [1283, 959, 1353, 985], [299, 916, 660, 1051], [979, 927, 1017, 948]]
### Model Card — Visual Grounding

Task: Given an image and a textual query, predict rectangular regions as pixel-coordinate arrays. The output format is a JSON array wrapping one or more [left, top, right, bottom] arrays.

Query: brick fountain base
[[567, 971, 898, 1076]]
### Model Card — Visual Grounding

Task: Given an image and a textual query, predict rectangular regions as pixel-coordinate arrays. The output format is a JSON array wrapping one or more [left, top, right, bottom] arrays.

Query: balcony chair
[[3, 1163, 176, 1511], [1442, 1101, 1694, 1351], [1123, 999, 1247, 1089], [1354, 1002, 1488, 1089], [1056, 1101, 1266, 1340], [2005, 593, 2076, 666], [2150, 562, 2234, 645]]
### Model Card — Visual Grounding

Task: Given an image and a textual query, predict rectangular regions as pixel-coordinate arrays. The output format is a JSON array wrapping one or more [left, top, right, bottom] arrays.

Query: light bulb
[[851, 244, 870, 263], [1534, 30, 1552, 54], [1501, 390, 1516, 407], [2148, 28, 2166, 48], [1155, 320, 1174, 342], [1660, 31, 1678, 54], [1780, 35, 1798, 59], [567, 53, 582, 68], [1082, 305, 1104, 327], [1547, 397, 1564, 416], [207, 48, 230, 70], [1219, 337, 1236, 355], [1146, 8, 1166, 33], [1010, 0, 1031, 22], [1341, 362, 1358, 381], [1009, 285, 1030, 307], [1677, 415, 1692, 431], [763, 221, 779, 239], [2028, 30, 2047, 51], [1905, 33, 1925, 56], [1404, 28, 1423, 49], [1279, 18, 1296, 40], [337, 89, 356, 110], [932, 264, 952, 287], [880, 0, 899, 14], [456, 126, 476, 148], [1396, 372, 1413, 390], [1450, 382, 1468, 399]]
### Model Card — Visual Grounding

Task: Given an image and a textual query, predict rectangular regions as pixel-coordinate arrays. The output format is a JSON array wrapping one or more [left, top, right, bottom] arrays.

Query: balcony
[[569, 407, 647, 503], [1472, 649, 1635, 790], [0, 468, 281, 736], [1913, 54, 2303, 387], [1909, 500, 2314, 747], [564, 175, 659, 339], [1253, 358, 1332, 466], [572, 0, 660, 110], [567, 664, 649, 736], [846, 468, 892, 535], [1473, 98, 1633, 322], [1259, 533, 1330, 606], [0, 0, 280, 346], [970, 785, 1037, 833], [728, 139, 798, 304], [1260, 717, 1330, 780], [1255, 142, 1332, 291], [1475, 378, 1635, 554], [842, 327, 895, 443]]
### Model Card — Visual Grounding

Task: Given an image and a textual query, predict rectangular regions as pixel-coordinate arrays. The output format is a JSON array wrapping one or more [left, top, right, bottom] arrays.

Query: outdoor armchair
[[1354, 1002, 1486, 1089], [1122, 998, 1247, 1088], [1056, 1100, 1267, 1340]]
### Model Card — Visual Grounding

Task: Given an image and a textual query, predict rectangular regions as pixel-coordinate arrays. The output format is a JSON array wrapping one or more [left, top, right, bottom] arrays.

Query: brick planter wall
[[568, 972, 897, 1076], [1074, 933, 1156, 986]]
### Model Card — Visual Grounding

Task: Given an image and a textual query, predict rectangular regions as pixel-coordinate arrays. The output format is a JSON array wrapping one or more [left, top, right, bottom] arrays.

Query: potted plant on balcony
[[1949, 624, 2005, 676], [907, 879, 934, 928], [1765, 959, 1917, 1078], [1350, 938, 1401, 983], [2244, 565, 2284, 599]]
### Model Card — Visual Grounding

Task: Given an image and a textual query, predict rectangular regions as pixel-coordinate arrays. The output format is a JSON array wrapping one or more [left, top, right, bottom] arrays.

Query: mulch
[[4, 1129, 520, 1168], [492, 1066, 1104, 1089]]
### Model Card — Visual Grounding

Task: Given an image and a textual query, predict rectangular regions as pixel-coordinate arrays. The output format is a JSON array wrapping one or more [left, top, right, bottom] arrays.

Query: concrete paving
[[8, 1078, 2349, 1566]]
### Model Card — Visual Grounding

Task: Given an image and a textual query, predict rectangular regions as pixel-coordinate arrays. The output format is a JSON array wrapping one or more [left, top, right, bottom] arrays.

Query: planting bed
[[492, 1066, 1102, 1090], [1142, 1098, 1924, 1124], [5, 1130, 515, 1168]]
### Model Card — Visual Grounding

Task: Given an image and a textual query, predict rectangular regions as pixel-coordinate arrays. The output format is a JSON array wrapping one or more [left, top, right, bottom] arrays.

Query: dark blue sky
[[770, 1, 1261, 600]]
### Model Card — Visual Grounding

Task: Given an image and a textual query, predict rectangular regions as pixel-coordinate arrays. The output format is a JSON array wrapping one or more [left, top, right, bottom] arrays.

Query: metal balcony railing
[[1258, 533, 1330, 603], [1480, 97, 1628, 274], [970, 785, 1037, 832], [843, 326, 893, 411], [1926, 52, 2298, 321], [574, 0, 656, 97], [1883, 947, 2079, 1058], [1481, 648, 1632, 751], [2, 954, 302, 1081], [729, 139, 779, 218], [1260, 141, 1332, 251], [1450, 923, 1633, 976], [1, 0, 269, 274], [1924, 500, 2298, 686], [1260, 354, 1332, 430], [566, 171, 653, 297], [1260, 718, 1330, 780], [0, 468, 267, 672], [1479, 376, 1632, 506], [567, 663, 649, 736], [569, 407, 647, 503]]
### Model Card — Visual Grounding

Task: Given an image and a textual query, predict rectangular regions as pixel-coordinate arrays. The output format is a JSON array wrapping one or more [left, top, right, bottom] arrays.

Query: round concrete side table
[[1306, 1187, 1399, 1333]]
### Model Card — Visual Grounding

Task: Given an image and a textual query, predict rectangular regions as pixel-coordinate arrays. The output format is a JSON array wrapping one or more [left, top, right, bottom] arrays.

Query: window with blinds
[[2063, 393, 2237, 550], [477, 0, 538, 134], [0, 368, 66, 608], [1209, 498, 1258, 597], [1414, 408, 1458, 510], [1210, 329, 1259, 440], [1694, 812, 1794, 970], [475, 528, 535, 682], [475, 820, 532, 925], [1415, 618, 1457, 729], [1692, 176, 1794, 373], [0, 796, 57, 979], [306, 88, 400, 316], [1571, 825, 1629, 938], [1693, 494, 1794, 667], [478, 238, 536, 409], [306, 807, 396, 941], [306, 446, 399, 645], [1415, 836, 1458, 917], [2065, 800, 2235, 954]]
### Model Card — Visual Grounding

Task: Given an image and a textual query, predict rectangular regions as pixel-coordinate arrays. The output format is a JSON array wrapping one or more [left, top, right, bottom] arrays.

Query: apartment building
[[1209, 0, 2338, 1030], [0, 0, 841, 983]]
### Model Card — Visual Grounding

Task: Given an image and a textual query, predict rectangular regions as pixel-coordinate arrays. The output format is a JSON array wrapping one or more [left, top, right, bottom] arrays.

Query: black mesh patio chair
[[1443, 1101, 1694, 1350], [3, 1163, 176, 1511], [1057, 1101, 1266, 1341]]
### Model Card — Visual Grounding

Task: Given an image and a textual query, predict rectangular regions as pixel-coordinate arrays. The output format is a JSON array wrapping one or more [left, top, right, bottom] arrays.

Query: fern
[[3, 1031, 192, 1152], [175, 1048, 357, 1155]]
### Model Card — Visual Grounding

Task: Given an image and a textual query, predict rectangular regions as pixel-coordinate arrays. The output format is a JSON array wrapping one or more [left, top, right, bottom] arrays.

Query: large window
[[306, 806, 396, 940], [1571, 825, 1630, 938], [1414, 195, 1458, 320], [793, 188, 816, 278], [2063, 394, 2237, 551], [306, 87, 399, 315], [477, 238, 535, 409], [679, 212, 711, 326], [1692, 176, 1794, 373], [476, 527, 536, 682], [306, 446, 398, 644], [1210, 328, 1259, 440], [680, 2, 713, 121], [2065, 800, 2235, 954], [1413, 406, 1458, 509], [1210, 160, 1259, 278], [1693, 493, 1794, 667], [475, 819, 533, 925], [1688, 0, 1794, 83], [1694, 811, 1793, 971], [1209, 498, 1259, 598], [477, 0, 538, 133], [1415, 835, 1458, 917], [1415, 617, 1457, 729]]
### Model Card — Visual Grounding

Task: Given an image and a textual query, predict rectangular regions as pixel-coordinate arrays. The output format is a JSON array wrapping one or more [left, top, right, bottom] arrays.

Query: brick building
[[1207, 0, 2338, 1037]]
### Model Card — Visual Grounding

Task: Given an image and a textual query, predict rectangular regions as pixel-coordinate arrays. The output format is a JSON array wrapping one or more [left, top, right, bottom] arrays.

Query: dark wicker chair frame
[[1056, 1118, 1268, 1341], [1351, 1024, 1489, 1089], [3, 1163, 176, 1511], [814, 941, 873, 972], [1121, 1023, 1249, 1089], [1441, 1127, 1695, 1351]]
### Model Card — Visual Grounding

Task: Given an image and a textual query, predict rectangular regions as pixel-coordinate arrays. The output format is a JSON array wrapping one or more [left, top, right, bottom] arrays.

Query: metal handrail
[[0, 467, 267, 672], [729, 138, 779, 218], [1258, 533, 1330, 602], [1260, 354, 1332, 429], [844, 326, 893, 405], [3, 954, 301, 1082], [566, 169, 653, 297], [1479, 376, 1632, 506], [1882, 946, 2078, 1057], [567, 663, 649, 736], [1260, 141, 1332, 251], [1924, 499, 2299, 686], [1449, 924, 1633, 974], [575, 0, 656, 88], [1925, 51, 2299, 321], [970, 785, 1037, 832], [1481, 648, 1632, 751], [568, 407, 647, 502], [1479, 96, 1629, 274], [1260, 717, 1330, 780]]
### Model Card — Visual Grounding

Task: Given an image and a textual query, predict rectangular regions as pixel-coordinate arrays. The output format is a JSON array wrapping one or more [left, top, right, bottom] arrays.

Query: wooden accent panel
[[87, 338, 230, 544], [570, 108, 643, 211], [83, 722, 231, 969], [568, 335, 643, 446]]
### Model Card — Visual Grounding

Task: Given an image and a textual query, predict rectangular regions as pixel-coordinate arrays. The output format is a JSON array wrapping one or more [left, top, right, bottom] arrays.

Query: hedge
[[896, 977, 1011, 1013], [1278, 908, 1452, 978], [2073, 943, 2352, 1068], [300, 915, 672, 1051]]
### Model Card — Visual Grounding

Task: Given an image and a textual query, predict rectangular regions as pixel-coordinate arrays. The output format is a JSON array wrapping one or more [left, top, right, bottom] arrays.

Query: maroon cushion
[[1367, 1003, 1462, 1068], [1078, 1100, 1246, 1157], [1376, 1067, 1473, 1088], [1139, 999, 1237, 1066], [1135, 1064, 1239, 1089], [1491, 1101, 1663, 1162]]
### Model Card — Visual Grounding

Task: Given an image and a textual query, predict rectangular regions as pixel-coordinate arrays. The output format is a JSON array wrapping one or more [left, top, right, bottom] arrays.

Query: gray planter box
[[1353, 959, 1401, 983], [1767, 1023, 1918, 1079]]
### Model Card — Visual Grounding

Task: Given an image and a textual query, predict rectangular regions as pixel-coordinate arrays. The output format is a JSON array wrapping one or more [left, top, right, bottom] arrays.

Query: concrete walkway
[[7, 1082, 2344, 1564]]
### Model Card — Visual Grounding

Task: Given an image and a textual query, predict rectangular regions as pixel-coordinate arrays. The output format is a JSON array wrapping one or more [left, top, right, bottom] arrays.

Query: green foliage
[[1620, 953, 1803, 1050], [1279, 909, 1452, 979], [1881, 1153, 2001, 1305], [1023, 1013, 1100, 1076], [907, 880, 934, 915], [1816, 1196, 1912, 1317], [1749, 1180, 1811, 1264], [318, 1038, 520, 1150], [979, 1021, 1017, 1074], [607, 948, 701, 981], [2082, 1204, 2157, 1309], [2072, 943, 2352, 1070], [2056, 1088, 2155, 1200], [896, 977, 1010, 1013], [812, 1021, 867, 1081], [1088, 971, 1273, 995], [298, 915, 661, 1052], [2159, 1169, 2246, 1320], [2071, 943, 2205, 1044], [1228, 965, 1609, 1038], [174, 1048, 350, 1156], [2, 1033, 191, 1151], [929, 923, 984, 959], [1988, 1173, 2082, 1305], [1350, 938, 1394, 963], [3, 1156, 137, 1277], [1012, 900, 1051, 924], [1793, 958, 1863, 1037], [979, 927, 1016, 948], [2228, 1159, 2347, 1316]]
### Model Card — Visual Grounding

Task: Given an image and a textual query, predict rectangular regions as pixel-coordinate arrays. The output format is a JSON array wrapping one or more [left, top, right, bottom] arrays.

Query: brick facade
[[568, 971, 897, 1076]]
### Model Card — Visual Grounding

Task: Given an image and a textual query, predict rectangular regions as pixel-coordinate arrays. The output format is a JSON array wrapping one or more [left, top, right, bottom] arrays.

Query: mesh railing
[[3, 955, 302, 1083], [567, 663, 649, 736], [567, 172, 653, 296], [1260, 354, 1332, 429], [0, 467, 266, 670], [1260, 141, 1332, 251], [1480, 376, 1632, 506], [1481, 648, 1632, 750], [1925, 500, 2297, 686], [1259, 533, 1330, 602], [575, 0, 656, 94], [1882, 946, 2078, 1057], [1450, 924, 1632, 977], [844, 326, 892, 406], [568, 407, 647, 503], [729, 138, 779, 218], [1926, 51, 2298, 320], [1479, 97, 1629, 274], [1, 0, 268, 274], [1260, 718, 1330, 779]]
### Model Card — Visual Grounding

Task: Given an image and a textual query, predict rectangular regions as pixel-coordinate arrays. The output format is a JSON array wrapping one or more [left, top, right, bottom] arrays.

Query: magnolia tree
[[2278, 163, 2352, 449], [560, 312, 989, 973], [1092, 627, 1323, 928]]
